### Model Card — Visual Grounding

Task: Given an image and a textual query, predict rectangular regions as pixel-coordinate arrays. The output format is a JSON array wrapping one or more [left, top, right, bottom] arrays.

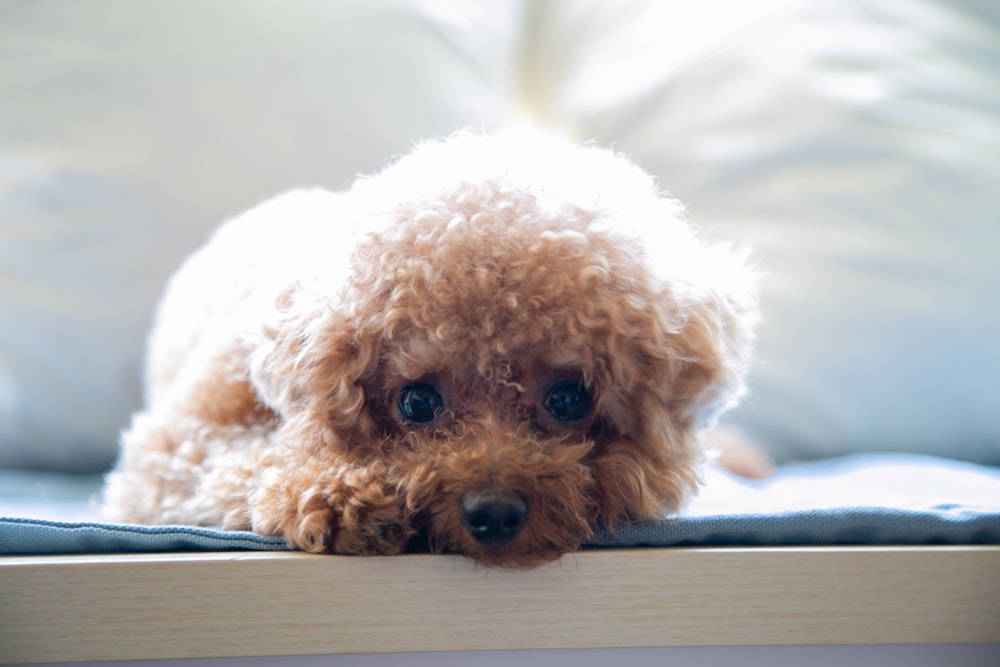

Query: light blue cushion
[[0, 517, 285, 554]]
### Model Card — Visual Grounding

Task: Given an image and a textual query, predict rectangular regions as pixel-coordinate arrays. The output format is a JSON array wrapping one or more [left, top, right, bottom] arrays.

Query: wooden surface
[[2, 546, 999, 664]]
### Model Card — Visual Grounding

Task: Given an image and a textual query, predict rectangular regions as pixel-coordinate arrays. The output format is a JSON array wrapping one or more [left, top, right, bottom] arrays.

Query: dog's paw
[[292, 502, 337, 553], [255, 466, 415, 555]]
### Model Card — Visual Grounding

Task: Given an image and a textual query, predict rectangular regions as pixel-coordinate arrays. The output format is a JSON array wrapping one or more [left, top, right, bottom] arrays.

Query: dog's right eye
[[544, 380, 593, 422], [397, 382, 444, 424]]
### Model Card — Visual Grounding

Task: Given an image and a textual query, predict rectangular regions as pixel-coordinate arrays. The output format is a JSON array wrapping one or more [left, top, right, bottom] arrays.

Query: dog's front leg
[[250, 460, 415, 555]]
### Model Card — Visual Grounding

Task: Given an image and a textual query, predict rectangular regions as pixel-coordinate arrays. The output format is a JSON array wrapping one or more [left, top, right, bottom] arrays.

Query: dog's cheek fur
[[591, 434, 699, 524]]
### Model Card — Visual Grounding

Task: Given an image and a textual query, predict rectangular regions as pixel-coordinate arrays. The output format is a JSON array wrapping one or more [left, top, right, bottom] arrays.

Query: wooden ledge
[[2, 546, 999, 663]]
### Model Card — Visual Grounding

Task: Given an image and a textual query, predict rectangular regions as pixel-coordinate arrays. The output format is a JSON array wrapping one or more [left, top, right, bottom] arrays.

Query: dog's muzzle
[[459, 490, 528, 546]]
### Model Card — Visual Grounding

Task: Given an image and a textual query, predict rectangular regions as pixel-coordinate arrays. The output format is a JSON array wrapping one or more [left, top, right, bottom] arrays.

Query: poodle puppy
[[103, 131, 758, 568]]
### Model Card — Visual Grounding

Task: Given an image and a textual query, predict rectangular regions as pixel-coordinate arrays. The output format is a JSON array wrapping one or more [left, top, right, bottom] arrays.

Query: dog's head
[[252, 133, 757, 567]]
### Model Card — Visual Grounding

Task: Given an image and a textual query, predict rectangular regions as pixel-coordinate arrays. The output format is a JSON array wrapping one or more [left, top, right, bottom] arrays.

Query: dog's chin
[[414, 510, 594, 569], [430, 538, 584, 570]]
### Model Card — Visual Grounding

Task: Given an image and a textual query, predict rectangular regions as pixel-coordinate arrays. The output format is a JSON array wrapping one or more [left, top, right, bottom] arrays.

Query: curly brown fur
[[103, 131, 758, 568]]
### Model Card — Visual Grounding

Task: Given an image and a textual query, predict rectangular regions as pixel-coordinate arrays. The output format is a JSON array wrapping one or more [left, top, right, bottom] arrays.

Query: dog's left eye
[[397, 382, 444, 423], [544, 380, 593, 422]]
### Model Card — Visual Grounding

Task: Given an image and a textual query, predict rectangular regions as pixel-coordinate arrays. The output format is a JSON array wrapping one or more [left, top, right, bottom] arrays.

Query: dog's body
[[103, 132, 758, 567]]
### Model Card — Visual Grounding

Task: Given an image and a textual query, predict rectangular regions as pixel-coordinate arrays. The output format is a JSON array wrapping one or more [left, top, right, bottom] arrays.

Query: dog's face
[[254, 179, 750, 568]]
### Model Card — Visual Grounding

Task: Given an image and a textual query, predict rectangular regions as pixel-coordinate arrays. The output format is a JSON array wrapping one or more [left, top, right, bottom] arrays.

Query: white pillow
[[3, 0, 997, 471]]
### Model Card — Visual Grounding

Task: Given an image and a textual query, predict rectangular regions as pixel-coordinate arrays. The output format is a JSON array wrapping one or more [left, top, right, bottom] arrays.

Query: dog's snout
[[460, 490, 528, 546]]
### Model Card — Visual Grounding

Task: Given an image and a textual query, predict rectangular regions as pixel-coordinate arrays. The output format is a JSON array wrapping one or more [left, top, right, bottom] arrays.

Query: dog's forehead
[[349, 181, 665, 392], [381, 278, 615, 377]]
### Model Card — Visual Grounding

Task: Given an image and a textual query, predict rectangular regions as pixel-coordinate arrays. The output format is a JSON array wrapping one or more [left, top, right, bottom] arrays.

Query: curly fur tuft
[[102, 131, 758, 568]]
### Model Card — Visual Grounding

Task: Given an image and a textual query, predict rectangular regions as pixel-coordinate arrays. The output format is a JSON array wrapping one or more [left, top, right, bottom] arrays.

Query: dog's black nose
[[460, 490, 528, 546]]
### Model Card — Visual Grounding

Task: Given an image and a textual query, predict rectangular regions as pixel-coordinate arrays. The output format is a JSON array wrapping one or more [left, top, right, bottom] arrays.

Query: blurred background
[[1, 0, 998, 473]]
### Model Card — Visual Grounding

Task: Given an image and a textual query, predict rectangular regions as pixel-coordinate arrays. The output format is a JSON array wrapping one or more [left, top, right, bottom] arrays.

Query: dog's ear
[[659, 262, 759, 431], [596, 240, 757, 437], [590, 268, 757, 523], [247, 287, 382, 448]]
